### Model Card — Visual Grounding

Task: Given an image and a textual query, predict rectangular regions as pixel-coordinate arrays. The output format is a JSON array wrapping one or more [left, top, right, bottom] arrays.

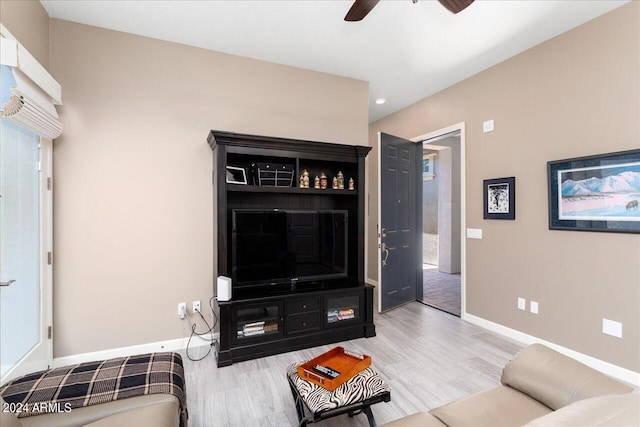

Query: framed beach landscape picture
[[547, 150, 640, 233]]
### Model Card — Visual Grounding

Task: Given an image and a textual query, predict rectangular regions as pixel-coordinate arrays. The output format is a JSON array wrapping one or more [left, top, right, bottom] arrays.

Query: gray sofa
[[1, 394, 180, 427], [383, 344, 638, 427]]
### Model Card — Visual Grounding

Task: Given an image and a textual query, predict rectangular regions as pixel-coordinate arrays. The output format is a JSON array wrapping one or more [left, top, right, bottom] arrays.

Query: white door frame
[[411, 123, 466, 317], [375, 133, 381, 312]]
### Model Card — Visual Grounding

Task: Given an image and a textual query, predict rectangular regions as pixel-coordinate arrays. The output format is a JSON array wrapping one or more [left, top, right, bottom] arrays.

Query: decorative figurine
[[348, 178, 355, 190], [320, 172, 328, 189], [332, 176, 338, 189], [314, 175, 320, 189], [337, 171, 344, 190], [299, 171, 305, 188], [302, 169, 310, 188]]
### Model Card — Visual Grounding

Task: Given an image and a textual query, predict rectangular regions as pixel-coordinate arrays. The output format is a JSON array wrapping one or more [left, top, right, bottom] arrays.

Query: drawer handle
[[302, 304, 307, 309]]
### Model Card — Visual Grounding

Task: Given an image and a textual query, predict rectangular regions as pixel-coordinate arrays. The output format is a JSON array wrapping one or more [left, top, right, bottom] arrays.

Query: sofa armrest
[[501, 344, 633, 410], [83, 400, 180, 427], [381, 412, 447, 427], [16, 394, 179, 427], [0, 408, 21, 427], [523, 391, 640, 427]]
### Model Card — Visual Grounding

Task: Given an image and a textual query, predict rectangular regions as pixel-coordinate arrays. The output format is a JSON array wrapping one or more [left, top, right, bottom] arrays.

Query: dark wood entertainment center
[[208, 130, 375, 367]]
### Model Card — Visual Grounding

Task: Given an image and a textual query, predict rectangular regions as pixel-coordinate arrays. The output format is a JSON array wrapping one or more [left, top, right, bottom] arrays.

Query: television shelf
[[208, 130, 373, 367], [226, 184, 358, 195]]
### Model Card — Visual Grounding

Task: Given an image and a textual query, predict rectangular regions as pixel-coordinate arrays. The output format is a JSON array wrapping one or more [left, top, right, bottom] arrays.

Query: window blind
[[0, 34, 63, 139]]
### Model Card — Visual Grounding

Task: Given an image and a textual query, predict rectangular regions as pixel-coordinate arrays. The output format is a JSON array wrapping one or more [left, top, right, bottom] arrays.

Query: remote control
[[314, 364, 340, 378]]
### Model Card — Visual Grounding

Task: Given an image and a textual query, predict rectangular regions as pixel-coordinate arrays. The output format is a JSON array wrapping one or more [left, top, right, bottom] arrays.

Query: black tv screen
[[232, 210, 348, 287]]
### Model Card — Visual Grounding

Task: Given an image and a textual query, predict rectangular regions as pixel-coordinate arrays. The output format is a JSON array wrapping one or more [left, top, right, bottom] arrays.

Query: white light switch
[[517, 298, 526, 311], [530, 301, 538, 314], [466, 228, 483, 239], [483, 120, 494, 133], [602, 319, 622, 338]]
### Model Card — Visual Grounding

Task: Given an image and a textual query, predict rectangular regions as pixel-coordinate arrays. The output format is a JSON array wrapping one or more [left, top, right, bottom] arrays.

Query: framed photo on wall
[[547, 149, 640, 233], [483, 177, 516, 220]]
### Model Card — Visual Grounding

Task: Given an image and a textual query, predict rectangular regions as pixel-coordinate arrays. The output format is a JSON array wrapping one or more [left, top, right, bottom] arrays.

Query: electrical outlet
[[178, 302, 186, 319], [517, 297, 526, 311], [530, 301, 539, 314], [193, 300, 201, 313]]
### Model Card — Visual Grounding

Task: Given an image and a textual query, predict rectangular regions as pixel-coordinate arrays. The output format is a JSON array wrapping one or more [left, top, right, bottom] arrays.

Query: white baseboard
[[463, 313, 640, 386], [53, 334, 217, 368]]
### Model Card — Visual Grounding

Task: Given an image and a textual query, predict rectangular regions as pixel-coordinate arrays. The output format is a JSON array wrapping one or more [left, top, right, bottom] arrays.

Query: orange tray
[[297, 346, 371, 391]]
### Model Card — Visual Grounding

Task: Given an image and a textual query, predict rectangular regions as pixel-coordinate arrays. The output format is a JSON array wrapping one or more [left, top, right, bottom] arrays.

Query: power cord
[[185, 296, 218, 361]]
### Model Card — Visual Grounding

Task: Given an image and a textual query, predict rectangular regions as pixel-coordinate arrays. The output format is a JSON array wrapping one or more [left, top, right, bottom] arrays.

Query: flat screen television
[[232, 209, 348, 288]]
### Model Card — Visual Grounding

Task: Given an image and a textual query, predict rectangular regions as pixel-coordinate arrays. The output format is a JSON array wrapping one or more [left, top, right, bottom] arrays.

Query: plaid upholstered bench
[[0, 352, 187, 427], [286, 362, 391, 427]]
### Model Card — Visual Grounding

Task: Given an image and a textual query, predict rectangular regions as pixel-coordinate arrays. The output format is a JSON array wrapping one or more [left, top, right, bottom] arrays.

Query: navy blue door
[[380, 133, 420, 311]]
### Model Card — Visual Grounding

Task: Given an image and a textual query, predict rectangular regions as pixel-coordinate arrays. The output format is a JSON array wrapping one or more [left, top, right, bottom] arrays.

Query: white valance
[[1, 33, 63, 139]]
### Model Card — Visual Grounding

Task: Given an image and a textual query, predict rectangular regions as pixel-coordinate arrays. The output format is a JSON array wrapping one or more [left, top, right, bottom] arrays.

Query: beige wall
[[48, 20, 368, 357], [4, 0, 637, 372], [0, 0, 49, 68], [367, 2, 640, 371]]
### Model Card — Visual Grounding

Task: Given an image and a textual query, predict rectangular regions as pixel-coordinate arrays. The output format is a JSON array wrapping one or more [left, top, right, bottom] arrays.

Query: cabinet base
[[216, 324, 375, 367]]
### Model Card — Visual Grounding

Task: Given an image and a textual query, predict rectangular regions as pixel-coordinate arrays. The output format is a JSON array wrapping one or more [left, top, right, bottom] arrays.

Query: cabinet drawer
[[287, 297, 320, 315], [287, 313, 321, 334]]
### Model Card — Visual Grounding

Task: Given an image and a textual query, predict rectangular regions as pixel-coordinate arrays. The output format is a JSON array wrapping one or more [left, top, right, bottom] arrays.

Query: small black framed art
[[483, 177, 516, 220]]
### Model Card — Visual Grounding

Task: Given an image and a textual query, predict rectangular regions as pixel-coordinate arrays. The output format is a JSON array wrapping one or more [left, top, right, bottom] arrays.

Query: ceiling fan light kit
[[344, 0, 474, 22]]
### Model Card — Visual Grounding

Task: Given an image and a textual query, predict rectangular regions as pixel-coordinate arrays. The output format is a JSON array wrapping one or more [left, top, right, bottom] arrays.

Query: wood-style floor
[[180, 302, 523, 427]]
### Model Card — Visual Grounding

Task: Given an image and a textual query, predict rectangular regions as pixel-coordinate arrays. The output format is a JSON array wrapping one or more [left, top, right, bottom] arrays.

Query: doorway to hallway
[[420, 131, 461, 316]]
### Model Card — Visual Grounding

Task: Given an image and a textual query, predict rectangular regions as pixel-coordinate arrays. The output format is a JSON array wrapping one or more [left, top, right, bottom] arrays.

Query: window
[[0, 31, 55, 379], [423, 153, 436, 181]]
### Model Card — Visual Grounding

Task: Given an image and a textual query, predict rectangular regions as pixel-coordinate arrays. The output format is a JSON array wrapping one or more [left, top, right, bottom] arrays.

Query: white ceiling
[[40, 0, 628, 123]]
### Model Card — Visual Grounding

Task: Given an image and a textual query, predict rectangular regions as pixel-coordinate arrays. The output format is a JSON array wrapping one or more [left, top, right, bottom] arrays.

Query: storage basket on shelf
[[252, 162, 295, 187]]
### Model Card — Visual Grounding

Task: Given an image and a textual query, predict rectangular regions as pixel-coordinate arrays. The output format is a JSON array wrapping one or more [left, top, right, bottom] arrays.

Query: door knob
[[0, 279, 16, 287]]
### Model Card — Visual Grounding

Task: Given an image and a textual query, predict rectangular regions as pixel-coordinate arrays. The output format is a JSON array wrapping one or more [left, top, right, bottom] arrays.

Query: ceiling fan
[[345, 0, 474, 22]]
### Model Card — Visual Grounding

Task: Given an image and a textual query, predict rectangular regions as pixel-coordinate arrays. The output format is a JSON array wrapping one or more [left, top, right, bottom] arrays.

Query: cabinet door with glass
[[324, 292, 363, 328], [231, 301, 284, 344]]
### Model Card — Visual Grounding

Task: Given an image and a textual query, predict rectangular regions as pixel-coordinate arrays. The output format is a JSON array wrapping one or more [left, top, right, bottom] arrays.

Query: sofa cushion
[[83, 399, 180, 427], [501, 344, 633, 410], [429, 385, 552, 427], [381, 411, 447, 427], [16, 394, 179, 427], [523, 391, 640, 427], [0, 405, 21, 427]]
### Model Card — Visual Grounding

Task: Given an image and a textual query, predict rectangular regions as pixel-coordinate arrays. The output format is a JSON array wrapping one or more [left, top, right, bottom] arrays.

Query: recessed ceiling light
[[375, 98, 386, 105]]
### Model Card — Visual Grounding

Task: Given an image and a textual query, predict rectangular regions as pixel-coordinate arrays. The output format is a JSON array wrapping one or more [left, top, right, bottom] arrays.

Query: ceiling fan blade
[[344, 0, 380, 22], [439, 0, 474, 14]]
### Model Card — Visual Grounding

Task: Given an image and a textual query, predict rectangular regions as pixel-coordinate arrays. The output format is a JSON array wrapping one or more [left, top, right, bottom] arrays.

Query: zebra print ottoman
[[286, 362, 391, 426]]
